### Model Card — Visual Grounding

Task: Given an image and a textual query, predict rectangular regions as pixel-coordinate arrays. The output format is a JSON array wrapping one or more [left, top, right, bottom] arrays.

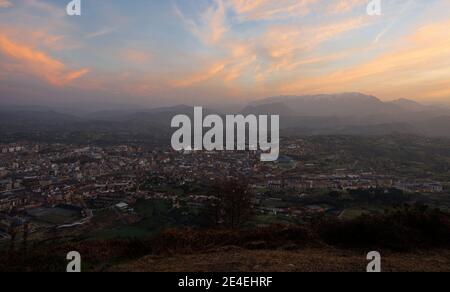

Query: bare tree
[[204, 179, 254, 229], [8, 225, 17, 251]]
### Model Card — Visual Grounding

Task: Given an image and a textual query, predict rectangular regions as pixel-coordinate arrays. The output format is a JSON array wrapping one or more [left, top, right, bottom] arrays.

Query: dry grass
[[110, 247, 450, 272], [2, 207, 450, 272]]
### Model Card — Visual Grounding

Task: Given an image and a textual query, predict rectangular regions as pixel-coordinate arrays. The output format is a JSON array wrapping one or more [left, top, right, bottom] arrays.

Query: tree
[[22, 222, 29, 248], [8, 225, 17, 251], [203, 179, 254, 229]]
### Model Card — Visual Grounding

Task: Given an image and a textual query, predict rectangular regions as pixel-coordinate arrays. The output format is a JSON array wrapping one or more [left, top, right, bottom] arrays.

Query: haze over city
[[0, 0, 449, 109]]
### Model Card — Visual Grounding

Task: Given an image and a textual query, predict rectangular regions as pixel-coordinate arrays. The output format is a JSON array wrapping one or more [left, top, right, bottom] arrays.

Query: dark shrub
[[318, 206, 450, 251]]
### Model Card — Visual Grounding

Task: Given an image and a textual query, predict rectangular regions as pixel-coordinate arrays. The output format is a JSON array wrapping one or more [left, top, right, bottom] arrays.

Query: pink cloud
[[0, 32, 89, 86], [0, 0, 12, 8]]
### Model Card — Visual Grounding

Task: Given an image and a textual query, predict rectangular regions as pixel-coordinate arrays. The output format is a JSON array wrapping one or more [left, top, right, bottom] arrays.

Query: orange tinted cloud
[[175, 0, 227, 46], [173, 0, 372, 93], [0, 0, 12, 8], [229, 0, 319, 21], [281, 20, 450, 101], [123, 49, 152, 64], [0, 32, 89, 86], [65, 68, 91, 83], [229, 0, 365, 21], [326, 0, 366, 14], [174, 14, 368, 89], [173, 61, 227, 87], [263, 17, 367, 58]]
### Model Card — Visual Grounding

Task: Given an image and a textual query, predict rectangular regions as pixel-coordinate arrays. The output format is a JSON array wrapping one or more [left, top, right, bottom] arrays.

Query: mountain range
[[1, 93, 449, 139], [241, 93, 450, 136]]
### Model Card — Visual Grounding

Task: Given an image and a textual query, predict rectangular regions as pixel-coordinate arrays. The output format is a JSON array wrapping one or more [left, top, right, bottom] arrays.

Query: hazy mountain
[[84, 109, 148, 121], [242, 102, 297, 116], [86, 105, 219, 122], [1, 93, 450, 140], [243, 93, 450, 137], [0, 109, 80, 127], [389, 98, 426, 112], [417, 116, 450, 137], [0, 105, 55, 112], [250, 93, 403, 117]]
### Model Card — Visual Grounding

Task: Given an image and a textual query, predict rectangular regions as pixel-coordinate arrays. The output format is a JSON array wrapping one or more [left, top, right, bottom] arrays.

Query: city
[[1, 135, 448, 246], [1, 0, 450, 275]]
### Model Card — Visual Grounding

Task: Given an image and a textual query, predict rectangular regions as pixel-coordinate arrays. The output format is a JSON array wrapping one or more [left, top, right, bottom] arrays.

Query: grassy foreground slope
[[1, 207, 450, 272], [110, 248, 450, 272]]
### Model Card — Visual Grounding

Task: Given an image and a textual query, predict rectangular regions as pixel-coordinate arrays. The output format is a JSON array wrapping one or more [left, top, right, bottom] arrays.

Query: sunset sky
[[0, 0, 449, 108]]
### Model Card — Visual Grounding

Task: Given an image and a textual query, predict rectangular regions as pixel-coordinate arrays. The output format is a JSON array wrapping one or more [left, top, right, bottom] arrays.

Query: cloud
[[122, 49, 152, 64], [0, 32, 89, 86], [281, 20, 450, 101], [263, 17, 367, 58], [175, 0, 228, 46], [173, 13, 368, 89], [1, 0, 448, 105], [0, 0, 12, 8], [226, 0, 365, 22], [86, 27, 117, 39], [326, 0, 366, 14], [64, 68, 91, 83], [374, 0, 416, 44], [173, 0, 372, 90], [173, 61, 227, 87], [228, 0, 319, 21]]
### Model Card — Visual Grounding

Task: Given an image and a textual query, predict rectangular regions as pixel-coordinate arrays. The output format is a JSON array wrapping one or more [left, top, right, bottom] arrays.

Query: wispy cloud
[[0, 32, 89, 86], [1, 0, 449, 104], [282, 19, 450, 100], [228, 0, 318, 21], [173, 61, 227, 87], [173, 12, 369, 88], [0, 0, 12, 8], [374, 0, 416, 44], [122, 49, 152, 64], [86, 27, 117, 39], [326, 0, 366, 14], [174, 0, 228, 46]]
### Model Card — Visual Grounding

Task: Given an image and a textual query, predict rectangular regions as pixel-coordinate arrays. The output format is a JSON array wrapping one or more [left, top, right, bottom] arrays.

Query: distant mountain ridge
[[246, 93, 403, 116], [241, 93, 450, 136], [1, 93, 449, 139]]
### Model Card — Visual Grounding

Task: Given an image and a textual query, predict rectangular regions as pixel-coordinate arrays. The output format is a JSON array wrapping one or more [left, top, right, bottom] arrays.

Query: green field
[[253, 214, 297, 225], [87, 226, 155, 240], [27, 207, 81, 225], [338, 208, 370, 220], [87, 199, 188, 240]]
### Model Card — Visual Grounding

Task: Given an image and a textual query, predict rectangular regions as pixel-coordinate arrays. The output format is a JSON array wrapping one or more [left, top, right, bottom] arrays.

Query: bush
[[317, 206, 450, 251], [1, 206, 449, 271]]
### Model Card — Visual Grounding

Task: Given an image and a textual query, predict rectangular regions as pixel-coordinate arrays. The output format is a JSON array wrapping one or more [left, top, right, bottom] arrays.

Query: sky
[[0, 0, 449, 109]]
